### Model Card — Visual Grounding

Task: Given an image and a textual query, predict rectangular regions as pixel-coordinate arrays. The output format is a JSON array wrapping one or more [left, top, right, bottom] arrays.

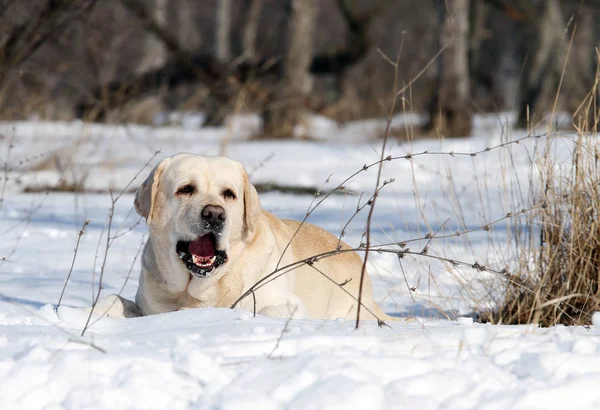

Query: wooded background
[[0, 0, 599, 137]]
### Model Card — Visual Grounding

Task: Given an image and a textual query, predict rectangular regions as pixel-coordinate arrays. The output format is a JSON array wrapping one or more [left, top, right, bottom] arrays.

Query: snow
[[1, 114, 599, 409], [4, 307, 600, 409]]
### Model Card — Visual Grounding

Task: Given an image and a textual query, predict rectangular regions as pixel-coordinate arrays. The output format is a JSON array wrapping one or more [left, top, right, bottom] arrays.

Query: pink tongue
[[189, 235, 216, 257]]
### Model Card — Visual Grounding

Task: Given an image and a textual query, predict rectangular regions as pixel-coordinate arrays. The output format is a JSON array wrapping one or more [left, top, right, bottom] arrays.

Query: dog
[[95, 153, 395, 322]]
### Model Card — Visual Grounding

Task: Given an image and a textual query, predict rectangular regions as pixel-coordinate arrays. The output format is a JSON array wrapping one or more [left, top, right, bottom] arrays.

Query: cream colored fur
[[114, 153, 395, 322]]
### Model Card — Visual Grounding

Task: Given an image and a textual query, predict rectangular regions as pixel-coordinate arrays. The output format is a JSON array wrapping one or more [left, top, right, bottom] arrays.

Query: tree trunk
[[428, 0, 472, 138], [0, 0, 96, 86], [201, 0, 233, 126], [262, 0, 318, 139], [137, 0, 168, 74], [216, 0, 232, 63], [468, 0, 487, 75], [177, 0, 201, 52], [515, 0, 564, 129], [79, 0, 386, 124], [241, 0, 263, 62], [563, 7, 597, 132]]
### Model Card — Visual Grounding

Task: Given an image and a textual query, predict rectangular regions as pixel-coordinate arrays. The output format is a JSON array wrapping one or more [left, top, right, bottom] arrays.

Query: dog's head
[[134, 153, 261, 279]]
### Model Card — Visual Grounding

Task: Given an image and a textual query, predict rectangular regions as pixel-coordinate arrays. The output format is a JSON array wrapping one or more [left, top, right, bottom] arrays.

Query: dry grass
[[484, 137, 600, 326], [481, 81, 600, 326]]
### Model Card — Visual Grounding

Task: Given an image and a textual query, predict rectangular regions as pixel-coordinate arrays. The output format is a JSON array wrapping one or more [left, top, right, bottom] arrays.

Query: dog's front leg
[[258, 295, 306, 319], [85, 294, 142, 319]]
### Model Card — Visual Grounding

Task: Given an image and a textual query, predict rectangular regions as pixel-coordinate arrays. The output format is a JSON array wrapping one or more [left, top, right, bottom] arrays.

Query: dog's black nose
[[201, 205, 226, 225]]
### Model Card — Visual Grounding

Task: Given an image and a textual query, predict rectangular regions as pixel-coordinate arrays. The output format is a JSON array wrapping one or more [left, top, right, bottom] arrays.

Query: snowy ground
[[1, 114, 598, 409]]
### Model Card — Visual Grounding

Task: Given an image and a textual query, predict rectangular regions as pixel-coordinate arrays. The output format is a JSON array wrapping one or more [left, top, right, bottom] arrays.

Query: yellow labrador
[[99, 153, 395, 322]]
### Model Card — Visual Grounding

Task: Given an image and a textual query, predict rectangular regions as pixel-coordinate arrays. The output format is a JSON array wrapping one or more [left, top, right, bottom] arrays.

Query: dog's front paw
[[85, 294, 142, 319], [258, 295, 306, 319]]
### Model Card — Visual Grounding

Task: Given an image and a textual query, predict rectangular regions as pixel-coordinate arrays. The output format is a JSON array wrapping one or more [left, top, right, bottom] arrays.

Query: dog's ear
[[242, 168, 261, 235], [134, 157, 171, 223]]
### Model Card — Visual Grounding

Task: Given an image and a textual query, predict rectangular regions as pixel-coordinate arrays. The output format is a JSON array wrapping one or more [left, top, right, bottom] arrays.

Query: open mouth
[[176, 233, 227, 277]]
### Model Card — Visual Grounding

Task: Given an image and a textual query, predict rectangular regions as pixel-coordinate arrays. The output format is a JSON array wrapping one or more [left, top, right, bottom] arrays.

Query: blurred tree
[[562, 5, 598, 132], [216, 0, 232, 63], [75, 0, 396, 132], [515, 0, 564, 129], [176, 0, 201, 53], [262, 0, 317, 138], [0, 0, 97, 86], [479, 0, 597, 129], [240, 0, 263, 63], [3, 0, 600, 130], [427, 0, 472, 137], [137, 0, 168, 74], [203, 0, 235, 126]]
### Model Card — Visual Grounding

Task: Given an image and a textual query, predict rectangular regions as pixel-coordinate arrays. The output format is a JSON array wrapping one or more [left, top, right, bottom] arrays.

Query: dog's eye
[[222, 188, 237, 200], [176, 184, 196, 196]]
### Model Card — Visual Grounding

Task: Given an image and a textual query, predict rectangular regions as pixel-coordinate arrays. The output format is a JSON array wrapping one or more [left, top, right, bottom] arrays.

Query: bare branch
[[356, 48, 400, 328], [87, 235, 145, 328], [81, 151, 160, 336], [229, 131, 600, 319], [57, 219, 90, 308]]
